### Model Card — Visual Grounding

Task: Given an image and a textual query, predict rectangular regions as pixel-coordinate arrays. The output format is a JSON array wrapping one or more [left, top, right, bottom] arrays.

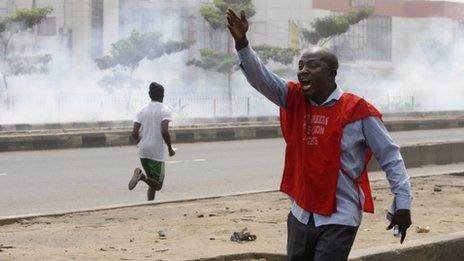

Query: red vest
[[279, 81, 382, 216]]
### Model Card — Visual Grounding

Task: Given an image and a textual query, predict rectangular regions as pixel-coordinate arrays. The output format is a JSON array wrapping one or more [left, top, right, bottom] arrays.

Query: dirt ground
[[0, 174, 463, 261]]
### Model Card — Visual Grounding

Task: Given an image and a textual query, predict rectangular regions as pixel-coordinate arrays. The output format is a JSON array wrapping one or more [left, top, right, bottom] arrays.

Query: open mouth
[[301, 79, 312, 91]]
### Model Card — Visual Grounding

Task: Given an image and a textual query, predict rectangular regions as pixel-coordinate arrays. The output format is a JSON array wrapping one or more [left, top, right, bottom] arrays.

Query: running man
[[128, 82, 176, 201]]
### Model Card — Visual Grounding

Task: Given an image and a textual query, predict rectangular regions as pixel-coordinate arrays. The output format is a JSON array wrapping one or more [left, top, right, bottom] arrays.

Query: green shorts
[[140, 158, 165, 187]]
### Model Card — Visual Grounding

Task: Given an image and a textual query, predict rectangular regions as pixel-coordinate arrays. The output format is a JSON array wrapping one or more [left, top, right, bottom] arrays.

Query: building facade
[[1, 0, 463, 98], [2, 0, 462, 72]]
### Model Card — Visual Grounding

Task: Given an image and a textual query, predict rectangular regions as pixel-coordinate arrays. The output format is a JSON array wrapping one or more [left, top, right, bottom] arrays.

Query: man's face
[[297, 52, 333, 100]]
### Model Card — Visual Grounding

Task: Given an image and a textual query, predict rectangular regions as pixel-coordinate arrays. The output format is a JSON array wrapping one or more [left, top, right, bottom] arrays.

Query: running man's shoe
[[128, 168, 143, 190]]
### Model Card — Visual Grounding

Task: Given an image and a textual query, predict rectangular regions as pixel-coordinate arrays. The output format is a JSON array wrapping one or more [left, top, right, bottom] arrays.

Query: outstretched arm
[[226, 9, 288, 108]]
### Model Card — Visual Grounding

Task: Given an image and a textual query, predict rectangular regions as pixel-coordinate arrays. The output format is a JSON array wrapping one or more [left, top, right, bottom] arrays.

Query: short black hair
[[320, 50, 338, 71], [302, 47, 339, 71], [149, 82, 164, 100]]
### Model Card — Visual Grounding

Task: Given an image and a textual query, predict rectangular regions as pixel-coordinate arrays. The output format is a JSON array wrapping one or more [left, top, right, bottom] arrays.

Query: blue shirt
[[237, 45, 412, 227]]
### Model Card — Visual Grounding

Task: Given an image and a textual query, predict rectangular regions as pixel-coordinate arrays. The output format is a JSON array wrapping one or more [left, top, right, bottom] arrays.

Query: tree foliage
[[1, 54, 52, 76], [189, 0, 256, 77], [0, 7, 53, 103], [253, 45, 300, 65], [200, 0, 255, 30], [187, 48, 236, 74], [191, 0, 300, 75], [0, 7, 53, 34], [301, 7, 373, 46], [95, 30, 192, 73], [98, 71, 144, 93], [95, 30, 191, 108]]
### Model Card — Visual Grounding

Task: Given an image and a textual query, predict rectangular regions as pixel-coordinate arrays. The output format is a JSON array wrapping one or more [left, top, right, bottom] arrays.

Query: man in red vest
[[227, 10, 412, 260]]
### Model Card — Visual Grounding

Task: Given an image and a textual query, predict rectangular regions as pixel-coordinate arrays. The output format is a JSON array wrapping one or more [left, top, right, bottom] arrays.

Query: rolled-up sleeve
[[237, 45, 288, 108], [362, 116, 413, 210]]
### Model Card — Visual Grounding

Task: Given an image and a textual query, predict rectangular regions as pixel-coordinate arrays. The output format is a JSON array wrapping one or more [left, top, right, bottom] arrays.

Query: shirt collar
[[310, 86, 344, 106]]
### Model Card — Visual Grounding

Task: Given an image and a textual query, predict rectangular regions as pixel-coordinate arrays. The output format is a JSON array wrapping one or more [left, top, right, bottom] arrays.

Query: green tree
[[190, 0, 301, 115], [253, 45, 300, 77], [0, 7, 53, 104], [200, 0, 256, 30], [188, 0, 255, 115], [301, 7, 373, 46], [95, 30, 191, 109]]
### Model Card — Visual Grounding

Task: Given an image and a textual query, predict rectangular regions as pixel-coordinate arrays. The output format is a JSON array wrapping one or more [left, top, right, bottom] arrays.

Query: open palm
[[226, 9, 249, 42]]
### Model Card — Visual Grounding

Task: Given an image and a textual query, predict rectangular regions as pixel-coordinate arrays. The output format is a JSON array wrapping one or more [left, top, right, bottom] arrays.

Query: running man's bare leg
[[140, 175, 162, 191], [147, 187, 156, 201]]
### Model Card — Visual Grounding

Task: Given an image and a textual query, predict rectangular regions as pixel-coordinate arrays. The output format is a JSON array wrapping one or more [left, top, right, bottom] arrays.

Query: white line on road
[[166, 159, 207, 164], [167, 160, 183, 164], [0, 173, 7, 176]]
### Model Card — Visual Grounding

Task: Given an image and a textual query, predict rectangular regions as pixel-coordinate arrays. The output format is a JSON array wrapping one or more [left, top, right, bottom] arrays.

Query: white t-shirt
[[134, 101, 173, 161]]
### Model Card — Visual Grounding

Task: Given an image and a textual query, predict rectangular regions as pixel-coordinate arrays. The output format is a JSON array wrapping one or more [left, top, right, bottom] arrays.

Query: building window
[[37, 17, 56, 36], [332, 15, 392, 62]]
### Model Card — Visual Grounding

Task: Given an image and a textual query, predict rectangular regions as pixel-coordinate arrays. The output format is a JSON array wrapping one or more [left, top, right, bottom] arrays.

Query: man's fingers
[[240, 10, 247, 22], [227, 8, 240, 21], [226, 11, 235, 23], [226, 15, 234, 26], [400, 228, 407, 244]]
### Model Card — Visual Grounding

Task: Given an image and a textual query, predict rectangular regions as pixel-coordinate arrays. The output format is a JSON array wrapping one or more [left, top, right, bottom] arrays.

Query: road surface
[[1, 128, 463, 217]]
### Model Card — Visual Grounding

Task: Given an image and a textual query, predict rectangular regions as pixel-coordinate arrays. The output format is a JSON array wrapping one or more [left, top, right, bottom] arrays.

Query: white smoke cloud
[[338, 20, 464, 113], [1, 5, 463, 124]]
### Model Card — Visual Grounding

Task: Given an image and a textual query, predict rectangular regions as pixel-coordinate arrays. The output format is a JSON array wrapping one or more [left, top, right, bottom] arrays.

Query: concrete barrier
[[1, 110, 464, 153], [190, 231, 464, 261], [349, 231, 464, 261], [2, 126, 464, 175], [0, 125, 284, 152], [194, 253, 285, 261], [1, 109, 464, 132], [1, 121, 464, 151], [367, 141, 464, 171], [2, 116, 464, 133]]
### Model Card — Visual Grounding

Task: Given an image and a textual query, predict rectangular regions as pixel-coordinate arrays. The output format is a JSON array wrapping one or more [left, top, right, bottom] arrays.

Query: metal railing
[[1, 91, 463, 124]]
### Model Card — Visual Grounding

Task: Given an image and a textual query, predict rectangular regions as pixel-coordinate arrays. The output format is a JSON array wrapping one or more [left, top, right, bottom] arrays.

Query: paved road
[[1, 128, 463, 217]]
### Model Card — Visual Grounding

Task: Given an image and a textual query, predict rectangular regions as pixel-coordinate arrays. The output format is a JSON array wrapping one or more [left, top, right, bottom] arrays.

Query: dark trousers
[[287, 212, 358, 261]]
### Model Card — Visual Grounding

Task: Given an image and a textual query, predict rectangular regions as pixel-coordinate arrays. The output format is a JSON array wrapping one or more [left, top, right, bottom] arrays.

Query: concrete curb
[[0, 166, 464, 226], [188, 231, 464, 261], [1, 120, 464, 152], [2, 116, 464, 133], [0, 116, 279, 132], [1, 126, 464, 172], [348, 231, 464, 261], [1, 109, 464, 132], [1, 168, 462, 227], [368, 141, 464, 171], [0, 189, 274, 226], [0, 125, 282, 152], [193, 253, 285, 261], [0, 170, 462, 261]]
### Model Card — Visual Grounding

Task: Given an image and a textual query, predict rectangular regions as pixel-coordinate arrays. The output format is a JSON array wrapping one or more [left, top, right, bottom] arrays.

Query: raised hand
[[386, 209, 412, 244], [226, 9, 248, 46]]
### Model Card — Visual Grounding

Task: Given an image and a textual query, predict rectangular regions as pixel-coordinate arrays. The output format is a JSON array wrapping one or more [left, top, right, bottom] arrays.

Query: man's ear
[[328, 69, 337, 81]]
